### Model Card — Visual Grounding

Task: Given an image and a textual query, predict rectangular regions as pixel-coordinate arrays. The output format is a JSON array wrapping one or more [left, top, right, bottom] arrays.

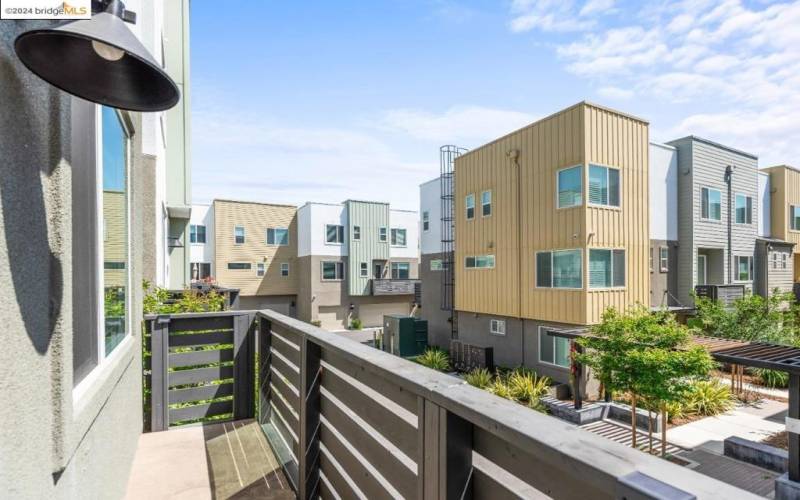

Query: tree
[[693, 290, 798, 345], [577, 306, 715, 455]]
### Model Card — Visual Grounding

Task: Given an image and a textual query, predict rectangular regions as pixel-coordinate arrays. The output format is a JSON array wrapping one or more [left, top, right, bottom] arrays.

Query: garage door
[[358, 302, 410, 328], [318, 306, 347, 330]]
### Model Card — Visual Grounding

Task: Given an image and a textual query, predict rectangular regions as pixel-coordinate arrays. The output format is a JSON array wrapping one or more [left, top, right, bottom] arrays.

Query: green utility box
[[382, 315, 428, 357]]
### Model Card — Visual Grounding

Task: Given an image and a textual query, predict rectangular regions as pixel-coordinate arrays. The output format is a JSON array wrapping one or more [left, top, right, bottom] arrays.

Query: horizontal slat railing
[[145, 311, 255, 431], [255, 309, 759, 500]]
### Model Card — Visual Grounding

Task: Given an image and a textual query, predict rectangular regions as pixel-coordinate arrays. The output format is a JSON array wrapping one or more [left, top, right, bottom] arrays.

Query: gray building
[[0, 2, 191, 497], [649, 142, 680, 307], [668, 136, 761, 305]]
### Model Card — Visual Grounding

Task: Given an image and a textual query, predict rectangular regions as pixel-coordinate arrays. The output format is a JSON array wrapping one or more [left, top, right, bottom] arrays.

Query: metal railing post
[[233, 313, 255, 420], [258, 314, 272, 425], [150, 315, 170, 432], [298, 336, 322, 499]]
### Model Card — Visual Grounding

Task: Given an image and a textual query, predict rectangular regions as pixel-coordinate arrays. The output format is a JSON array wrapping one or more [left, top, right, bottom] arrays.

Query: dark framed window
[[234, 226, 245, 244], [326, 224, 344, 244], [228, 262, 252, 270], [190, 224, 206, 243], [322, 261, 344, 280]]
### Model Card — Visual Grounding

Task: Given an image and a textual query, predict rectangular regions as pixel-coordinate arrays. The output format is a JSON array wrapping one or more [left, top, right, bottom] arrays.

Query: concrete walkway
[[125, 419, 293, 500], [666, 399, 786, 453]]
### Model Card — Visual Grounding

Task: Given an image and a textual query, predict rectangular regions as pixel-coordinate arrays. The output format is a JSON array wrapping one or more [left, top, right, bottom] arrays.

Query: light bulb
[[92, 40, 125, 61]]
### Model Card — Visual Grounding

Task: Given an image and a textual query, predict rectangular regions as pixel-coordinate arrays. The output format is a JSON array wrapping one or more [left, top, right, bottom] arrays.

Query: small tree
[[577, 306, 714, 455], [694, 290, 798, 345]]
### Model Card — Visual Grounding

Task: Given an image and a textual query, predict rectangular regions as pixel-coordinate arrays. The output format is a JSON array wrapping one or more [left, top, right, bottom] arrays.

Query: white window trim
[[659, 246, 669, 273], [481, 190, 492, 218], [534, 248, 583, 290], [734, 193, 752, 225], [190, 224, 206, 245], [266, 227, 289, 246], [537, 326, 571, 370], [391, 261, 411, 279], [234, 225, 245, 244], [489, 319, 506, 336], [256, 262, 265, 277], [353, 225, 361, 241], [588, 248, 626, 290], [422, 211, 430, 232], [360, 262, 368, 277], [464, 254, 495, 269], [280, 262, 290, 277], [791, 205, 800, 232], [734, 255, 753, 282], [556, 165, 583, 210], [700, 186, 722, 222], [466, 193, 475, 220], [390, 228, 407, 248], [379, 226, 388, 242], [697, 254, 708, 285], [321, 261, 345, 281], [325, 224, 344, 245], [430, 259, 443, 271], [587, 163, 621, 209]]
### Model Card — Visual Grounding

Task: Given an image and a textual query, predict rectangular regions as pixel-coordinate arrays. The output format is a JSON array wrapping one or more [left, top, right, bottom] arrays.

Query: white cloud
[[579, 0, 615, 16], [509, 0, 800, 167], [379, 106, 537, 144], [509, 0, 596, 32]]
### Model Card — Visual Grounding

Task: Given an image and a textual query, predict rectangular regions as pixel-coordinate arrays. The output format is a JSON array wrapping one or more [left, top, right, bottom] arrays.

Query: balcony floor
[[125, 419, 294, 500]]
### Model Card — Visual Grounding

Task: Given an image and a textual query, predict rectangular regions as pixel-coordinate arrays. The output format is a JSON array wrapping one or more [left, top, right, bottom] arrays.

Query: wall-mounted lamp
[[14, 0, 179, 111]]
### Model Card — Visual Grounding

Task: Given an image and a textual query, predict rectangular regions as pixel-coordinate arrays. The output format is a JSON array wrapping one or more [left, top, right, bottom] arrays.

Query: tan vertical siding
[[454, 102, 649, 326], [213, 200, 298, 296]]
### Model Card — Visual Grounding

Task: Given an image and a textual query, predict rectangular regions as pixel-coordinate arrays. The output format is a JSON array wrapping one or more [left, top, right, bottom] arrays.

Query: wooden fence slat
[[272, 330, 301, 367], [169, 400, 234, 424], [271, 347, 300, 385], [169, 330, 234, 348], [271, 382, 300, 432], [169, 365, 234, 387], [151, 316, 170, 432], [271, 401, 300, 461], [321, 364, 418, 461], [169, 382, 234, 404], [319, 451, 363, 500], [169, 348, 233, 368], [168, 315, 233, 332]]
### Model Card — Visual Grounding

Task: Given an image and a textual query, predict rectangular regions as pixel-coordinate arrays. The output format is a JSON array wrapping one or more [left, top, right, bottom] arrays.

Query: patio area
[[125, 419, 293, 500]]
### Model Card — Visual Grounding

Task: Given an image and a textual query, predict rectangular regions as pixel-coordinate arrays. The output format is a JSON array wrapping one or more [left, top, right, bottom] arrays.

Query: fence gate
[[145, 311, 255, 432]]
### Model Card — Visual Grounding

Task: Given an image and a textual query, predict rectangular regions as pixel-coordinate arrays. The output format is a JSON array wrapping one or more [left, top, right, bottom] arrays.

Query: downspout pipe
[[725, 165, 733, 284]]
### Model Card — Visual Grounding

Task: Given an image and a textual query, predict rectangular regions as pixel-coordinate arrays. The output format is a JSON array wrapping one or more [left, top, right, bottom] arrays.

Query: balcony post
[[258, 315, 272, 425], [150, 315, 170, 432], [298, 336, 322, 499], [233, 312, 255, 420], [419, 399, 473, 499]]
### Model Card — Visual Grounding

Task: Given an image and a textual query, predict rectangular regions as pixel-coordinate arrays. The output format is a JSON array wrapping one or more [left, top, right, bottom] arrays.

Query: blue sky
[[190, 0, 800, 211]]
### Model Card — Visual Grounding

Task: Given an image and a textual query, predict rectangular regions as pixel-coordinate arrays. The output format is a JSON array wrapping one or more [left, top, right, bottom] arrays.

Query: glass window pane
[[589, 165, 607, 205], [555, 337, 570, 367], [710, 190, 721, 220], [736, 195, 746, 224], [278, 228, 288, 245], [613, 250, 625, 287], [558, 166, 582, 208], [323, 262, 336, 279], [553, 250, 581, 288], [102, 107, 128, 356], [540, 330, 554, 363], [465, 257, 475, 268], [608, 168, 620, 206], [589, 249, 611, 288], [701, 188, 709, 219], [536, 252, 551, 287], [197, 225, 206, 243]]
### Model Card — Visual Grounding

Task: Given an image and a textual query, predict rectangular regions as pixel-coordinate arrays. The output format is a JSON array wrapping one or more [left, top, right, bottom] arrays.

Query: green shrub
[[507, 368, 550, 405], [464, 368, 493, 389], [686, 380, 734, 416], [755, 368, 789, 388], [350, 317, 363, 330], [416, 348, 450, 371], [489, 377, 513, 400], [664, 400, 687, 422], [310, 320, 322, 327]]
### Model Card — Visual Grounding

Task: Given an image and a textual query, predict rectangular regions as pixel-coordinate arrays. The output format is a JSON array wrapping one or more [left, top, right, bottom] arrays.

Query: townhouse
[[193, 198, 420, 329], [760, 165, 800, 290], [419, 178, 453, 349]]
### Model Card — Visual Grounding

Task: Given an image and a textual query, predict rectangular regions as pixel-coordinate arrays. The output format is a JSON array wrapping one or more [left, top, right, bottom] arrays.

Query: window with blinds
[[589, 249, 625, 288], [588, 165, 620, 207], [557, 166, 582, 208]]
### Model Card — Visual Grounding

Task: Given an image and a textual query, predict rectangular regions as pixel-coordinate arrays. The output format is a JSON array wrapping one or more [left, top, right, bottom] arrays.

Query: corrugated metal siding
[[104, 191, 126, 287], [346, 200, 390, 295], [213, 200, 298, 296], [584, 106, 650, 324], [454, 102, 649, 325], [767, 167, 800, 252]]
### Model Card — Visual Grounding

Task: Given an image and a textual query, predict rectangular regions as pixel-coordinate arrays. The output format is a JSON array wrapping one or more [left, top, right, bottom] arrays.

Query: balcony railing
[[372, 278, 419, 295], [255, 309, 753, 499]]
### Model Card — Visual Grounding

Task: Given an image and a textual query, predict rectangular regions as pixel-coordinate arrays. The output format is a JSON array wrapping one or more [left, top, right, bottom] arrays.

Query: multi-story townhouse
[[296, 201, 420, 330], [648, 142, 679, 307], [419, 178, 453, 349], [189, 203, 215, 281], [1, 1, 191, 496], [212, 199, 299, 314], [450, 101, 650, 381], [757, 165, 799, 293]]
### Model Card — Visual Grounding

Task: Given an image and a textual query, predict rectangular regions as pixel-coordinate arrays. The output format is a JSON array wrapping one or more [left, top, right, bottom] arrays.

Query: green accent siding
[[346, 201, 390, 295]]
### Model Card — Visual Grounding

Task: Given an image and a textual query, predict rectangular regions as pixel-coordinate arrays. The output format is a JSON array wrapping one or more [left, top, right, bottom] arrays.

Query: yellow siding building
[[763, 165, 800, 281]]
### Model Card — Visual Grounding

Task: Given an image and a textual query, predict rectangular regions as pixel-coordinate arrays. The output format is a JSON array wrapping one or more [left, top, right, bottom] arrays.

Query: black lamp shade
[[15, 12, 180, 112]]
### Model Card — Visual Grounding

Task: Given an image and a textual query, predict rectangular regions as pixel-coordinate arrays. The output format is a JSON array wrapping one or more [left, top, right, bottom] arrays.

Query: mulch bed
[[764, 431, 788, 450]]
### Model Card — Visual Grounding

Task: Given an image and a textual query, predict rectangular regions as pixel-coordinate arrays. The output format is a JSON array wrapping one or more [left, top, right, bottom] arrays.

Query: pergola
[[548, 326, 800, 483]]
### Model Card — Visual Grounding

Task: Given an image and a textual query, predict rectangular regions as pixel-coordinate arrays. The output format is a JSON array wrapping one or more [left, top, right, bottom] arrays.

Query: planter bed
[[723, 435, 788, 473], [539, 396, 605, 425]]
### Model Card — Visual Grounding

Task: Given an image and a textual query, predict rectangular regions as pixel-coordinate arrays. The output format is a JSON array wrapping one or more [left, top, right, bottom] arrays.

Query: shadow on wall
[[0, 22, 64, 354]]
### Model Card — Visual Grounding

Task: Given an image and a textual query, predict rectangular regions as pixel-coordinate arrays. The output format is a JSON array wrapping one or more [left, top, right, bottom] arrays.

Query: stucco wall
[[0, 22, 143, 499], [420, 253, 452, 350]]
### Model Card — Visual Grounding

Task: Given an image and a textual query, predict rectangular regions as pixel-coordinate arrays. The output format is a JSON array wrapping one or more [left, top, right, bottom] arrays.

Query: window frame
[[391, 228, 407, 247], [791, 206, 800, 231], [422, 211, 430, 232], [535, 249, 583, 289], [588, 248, 626, 289], [391, 261, 411, 279], [190, 224, 206, 244], [379, 226, 388, 242], [234, 225, 245, 244], [325, 224, 345, 245], [281, 262, 290, 277], [489, 319, 506, 336], [466, 193, 475, 220], [464, 254, 495, 269], [430, 259, 443, 271], [256, 262, 265, 277], [360, 262, 368, 277], [266, 227, 289, 246], [588, 164, 621, 208], [659, 246, 669, 273], [556, 165, 583, 209], [353, 225, 361, 241], [734, 193, 753, 225], [481, 190, 492, 217], [734, 255, 753, 282], [228, 262, 252, 270], [783, 253, 788, 269], [700, 187, 722, 222], [538, 327, 571, 369], [321, 261, 345, 281]]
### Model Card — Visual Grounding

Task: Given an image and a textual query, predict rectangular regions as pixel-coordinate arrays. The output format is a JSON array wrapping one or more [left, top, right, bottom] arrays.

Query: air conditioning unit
[[694, 284, 745, 306]]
